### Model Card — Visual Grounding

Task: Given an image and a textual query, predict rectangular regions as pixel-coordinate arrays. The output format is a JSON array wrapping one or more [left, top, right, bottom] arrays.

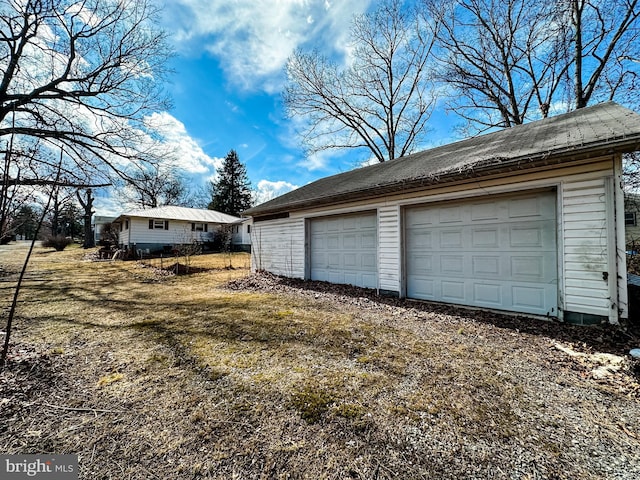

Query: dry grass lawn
[[1, 242, 639, 479]]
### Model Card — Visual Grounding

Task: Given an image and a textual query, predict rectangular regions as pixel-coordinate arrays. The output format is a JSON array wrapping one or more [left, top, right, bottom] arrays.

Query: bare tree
[[77, 188, 94, 248], [0, 0, 170, 369], [119, 163, 189, 209], [425, 0, 567, 131], [284, 0, 438, 162], [0, 0, 172, 193], [566, 0, 640, 109], [426, 0, 640, 132]]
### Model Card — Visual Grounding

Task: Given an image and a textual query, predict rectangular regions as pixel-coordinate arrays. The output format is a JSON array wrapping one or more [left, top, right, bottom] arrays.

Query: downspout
[[605, 177, 619, 325], [614, 155, 629, 320]]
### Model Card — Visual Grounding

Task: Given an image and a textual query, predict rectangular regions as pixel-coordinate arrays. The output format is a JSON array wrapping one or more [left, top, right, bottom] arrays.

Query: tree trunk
[[77, 189, 95, 248]]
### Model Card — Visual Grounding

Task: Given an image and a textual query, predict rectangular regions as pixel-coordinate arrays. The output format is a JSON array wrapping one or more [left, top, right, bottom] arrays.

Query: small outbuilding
[[244, 102, 640, 325], [114, 206, 241, 254]]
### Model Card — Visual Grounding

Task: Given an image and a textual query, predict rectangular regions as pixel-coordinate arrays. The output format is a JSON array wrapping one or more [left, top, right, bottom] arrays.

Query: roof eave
[[246, 135, 640, 218]]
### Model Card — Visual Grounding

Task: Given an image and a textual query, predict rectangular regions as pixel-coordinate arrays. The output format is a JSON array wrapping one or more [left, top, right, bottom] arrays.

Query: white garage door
[[310, 212, 377, 289], [405, 191, 557, 316]]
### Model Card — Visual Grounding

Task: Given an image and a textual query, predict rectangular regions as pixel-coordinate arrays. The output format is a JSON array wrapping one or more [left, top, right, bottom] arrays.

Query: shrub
[[43, 235, 73, 251]]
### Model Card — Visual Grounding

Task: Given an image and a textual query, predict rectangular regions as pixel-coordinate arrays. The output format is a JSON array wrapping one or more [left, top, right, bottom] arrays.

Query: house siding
[[251, 218, 305, 278], [560, 177, 612, 318], [250, 156, 625, 322], [378, 205, 401, 293], [121, 218, 215, 250]]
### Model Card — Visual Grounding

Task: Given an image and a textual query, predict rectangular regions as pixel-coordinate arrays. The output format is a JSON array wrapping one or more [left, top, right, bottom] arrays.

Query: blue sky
[[96, 0, 457, 215]]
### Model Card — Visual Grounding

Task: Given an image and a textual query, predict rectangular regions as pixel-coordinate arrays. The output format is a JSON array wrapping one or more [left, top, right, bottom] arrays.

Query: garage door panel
[[472, 256, 500, 276], [471, 202, 500, 221], [472, 228, 499, 247], [311, 221, 325, 234], [344, 272, 357, 285], [361, 253, 376, 269], [408, 231, 432, 248], [407, 277, 435, 299], [342, 217, 357, 230], [361, 215, 377, 228], [361, 232, 376, 249], [509, 226, 543, 247], [327, 219, 341, 232], [440, 205, 463, 223], [327, 253, 340, 267], [311, 252, 325, 266], [412, 255, 433, 274], [327, 235, 340, 249], [343, 234, 357, 249], [474, 283, 502, 305], [310, 213, 378, 289], [441, 255, 464, 275], [406, 209, 434, 227], [511, 256, 544, 279], [512, 285, 547, 309], [441, 230, 463, 248], [344, 253, 357, 267], [508, 196, 542, 218], [442, 281, 465, 301], [328, 271, 344, 284], [361, 273, 377, 289], [311, 235, 326, 249], [406, 191, 557, 316]]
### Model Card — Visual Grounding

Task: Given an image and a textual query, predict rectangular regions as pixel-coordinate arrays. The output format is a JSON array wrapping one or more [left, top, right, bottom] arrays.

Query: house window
[[191, 223, 208, 232], [125, 220, 129, 230], [149, 219, 169, 230], [247, 225, 251, 234], [625, 212, 637, 227]]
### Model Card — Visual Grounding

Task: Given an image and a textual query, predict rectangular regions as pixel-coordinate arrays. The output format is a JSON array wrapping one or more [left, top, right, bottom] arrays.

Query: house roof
[[245, 102, 640, 217], [115, 206, 241, 224]]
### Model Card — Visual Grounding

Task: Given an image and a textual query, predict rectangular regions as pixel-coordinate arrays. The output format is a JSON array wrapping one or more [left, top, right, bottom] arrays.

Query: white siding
[[251, 157, 625, 322], [561, 178, 613, 317], [118, 223, 130, 245], [251, 218, 305, 278], [378, 206, 400, 292], [123, 218, 216, 247], [231, 219, 252, 246]]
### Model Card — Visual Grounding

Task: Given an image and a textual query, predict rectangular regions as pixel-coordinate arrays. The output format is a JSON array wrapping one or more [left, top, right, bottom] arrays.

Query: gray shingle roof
[[245, 102, 640, 217], [115, 206, 241, 224]]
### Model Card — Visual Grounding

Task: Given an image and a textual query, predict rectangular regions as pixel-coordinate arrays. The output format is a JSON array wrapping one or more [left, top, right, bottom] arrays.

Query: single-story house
[[244, 102, 640, 325], [114, 205, 241, 253]]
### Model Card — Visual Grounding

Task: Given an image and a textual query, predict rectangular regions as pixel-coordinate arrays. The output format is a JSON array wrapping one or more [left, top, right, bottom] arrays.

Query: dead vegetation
[[1, 242, 639, 479]]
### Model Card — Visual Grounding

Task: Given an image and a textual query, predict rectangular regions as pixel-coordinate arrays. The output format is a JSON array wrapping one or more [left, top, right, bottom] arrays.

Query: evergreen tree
[[208, 150, 252, 217], [11, 205, 40, 240]]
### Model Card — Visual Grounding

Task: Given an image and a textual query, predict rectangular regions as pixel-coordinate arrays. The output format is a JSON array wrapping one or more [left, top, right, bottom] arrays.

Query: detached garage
[[245, 102, 640, 325]]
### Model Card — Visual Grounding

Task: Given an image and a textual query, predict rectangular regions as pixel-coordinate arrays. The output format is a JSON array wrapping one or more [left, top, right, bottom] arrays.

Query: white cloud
[[296, 149, 346, 171], [254, 179, 299, 204], [164, 0, 372, 92], [143, 112, 224, 174]]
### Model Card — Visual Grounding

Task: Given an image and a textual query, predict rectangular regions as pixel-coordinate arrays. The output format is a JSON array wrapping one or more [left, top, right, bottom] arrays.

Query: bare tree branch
[[284, 0, 438, 162], [425, 0, 640, 133]]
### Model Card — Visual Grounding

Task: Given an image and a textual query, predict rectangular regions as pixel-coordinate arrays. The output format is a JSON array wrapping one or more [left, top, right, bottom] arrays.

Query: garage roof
[[245, 102, 640, 217]]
